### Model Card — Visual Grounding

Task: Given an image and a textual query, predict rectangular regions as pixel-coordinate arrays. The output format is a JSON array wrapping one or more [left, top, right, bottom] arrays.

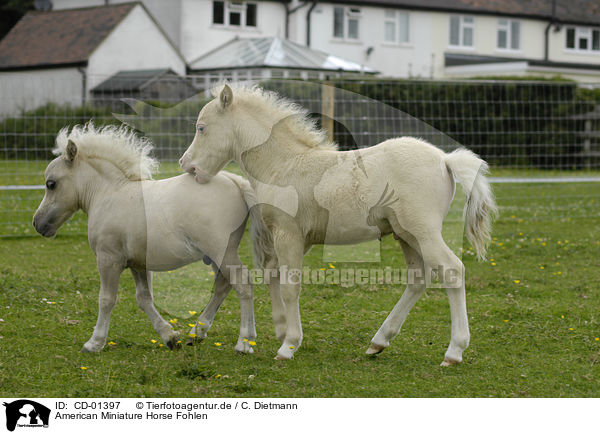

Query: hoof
[[440, 357, 460, 366], [166, 333, 182, 350], [81, 341, 103, 353], [365, 342, 386, 355], [274, 353, 291, 361], [235, 339, 255, 354]]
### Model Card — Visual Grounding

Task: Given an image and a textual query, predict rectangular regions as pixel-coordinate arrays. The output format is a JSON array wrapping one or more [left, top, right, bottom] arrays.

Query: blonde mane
[[54, 123, 159, 181], [212, 84, 338, 151]]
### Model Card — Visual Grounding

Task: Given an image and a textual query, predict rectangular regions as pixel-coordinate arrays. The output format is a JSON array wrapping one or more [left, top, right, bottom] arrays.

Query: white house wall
[[0, 68, 82, 118], [181, 0, 286, 63], [86, 5, 186, 91]]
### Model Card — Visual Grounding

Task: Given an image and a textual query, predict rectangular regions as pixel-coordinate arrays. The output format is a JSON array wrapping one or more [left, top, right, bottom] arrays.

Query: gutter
[[544, 0, 557, 61], [282, 1, 310, 40], [306, 1, 317, 47]]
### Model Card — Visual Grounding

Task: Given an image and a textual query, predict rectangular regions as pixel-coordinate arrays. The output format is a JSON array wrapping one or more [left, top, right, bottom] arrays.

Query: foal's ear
[[66, 139, 78, 162], [220, 84, 233, 109]]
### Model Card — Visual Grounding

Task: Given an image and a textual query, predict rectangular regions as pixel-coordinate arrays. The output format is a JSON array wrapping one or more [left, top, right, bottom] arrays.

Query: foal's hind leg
[[187, 264, 232, 345], [131, 269, 180, 349], [419, 235, 469, 366], [367, 239, 426, 355]]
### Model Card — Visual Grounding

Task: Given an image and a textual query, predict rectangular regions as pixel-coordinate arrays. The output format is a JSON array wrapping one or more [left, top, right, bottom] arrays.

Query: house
[[0, 2, 186, 117], [49, 0, 600, 81]]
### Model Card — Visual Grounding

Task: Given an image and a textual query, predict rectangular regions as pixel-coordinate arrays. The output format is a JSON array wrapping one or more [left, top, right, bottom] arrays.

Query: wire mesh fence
[[1, 74, 599, 237]]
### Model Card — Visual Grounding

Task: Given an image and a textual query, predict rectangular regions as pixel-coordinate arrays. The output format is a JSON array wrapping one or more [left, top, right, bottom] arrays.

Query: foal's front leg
[[81, 259, 123, 352], [131, 269, 180, 349], [273, 232, 305, 360]]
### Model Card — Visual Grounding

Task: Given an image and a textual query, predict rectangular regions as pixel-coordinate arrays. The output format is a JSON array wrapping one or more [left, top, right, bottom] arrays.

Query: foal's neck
[[76, 158, 133, 214]]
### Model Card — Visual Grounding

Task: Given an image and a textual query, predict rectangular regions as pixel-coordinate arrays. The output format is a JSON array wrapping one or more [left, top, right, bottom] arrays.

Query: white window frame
[[333, 6, 362, 41], [383, 10, 410, 45], [565, 26, 600, 53], [449, 15, 474, 49], [497, 19, 520, 51], [212, 1, 257, 28]]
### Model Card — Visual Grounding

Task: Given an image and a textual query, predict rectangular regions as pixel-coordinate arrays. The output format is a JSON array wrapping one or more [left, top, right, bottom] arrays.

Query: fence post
[[321, 81, 334, 142]]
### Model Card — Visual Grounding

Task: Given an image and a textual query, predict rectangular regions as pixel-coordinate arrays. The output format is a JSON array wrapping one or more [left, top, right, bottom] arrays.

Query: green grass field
[[0, 161, 599, 397]]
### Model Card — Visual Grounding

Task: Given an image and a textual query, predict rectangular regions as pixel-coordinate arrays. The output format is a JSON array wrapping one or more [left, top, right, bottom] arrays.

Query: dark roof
[[91, 68, 191, 92], [0, 3, 136, 70], [325, 0, 600, 25]]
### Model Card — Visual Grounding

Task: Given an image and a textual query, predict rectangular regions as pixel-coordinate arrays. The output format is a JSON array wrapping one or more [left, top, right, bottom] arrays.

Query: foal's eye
[[46, 180, 56, 190], [196, 125, 205, 133]]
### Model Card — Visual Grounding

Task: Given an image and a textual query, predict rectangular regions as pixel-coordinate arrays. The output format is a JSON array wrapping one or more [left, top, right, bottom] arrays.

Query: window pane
[[398, 12, 409, 42], [348, 18, 359, 39], [463, 16, 473, 24], [498, 19, 508, 27], [450, 16, 459, 45], [511, 21, 520, 49], [593, 30, 600, 50], [463, 27, 473, 46], [566, 28, 575, 48], [498, 29, 507, 48], [579, 37, 588, 50], [246, 3, 256, 26], [334, 7, 344, 37], [230, 11, 241, 26], [384, 9, 395, 18], [384, 22, 395, 42], [213, 1, 224, 24]]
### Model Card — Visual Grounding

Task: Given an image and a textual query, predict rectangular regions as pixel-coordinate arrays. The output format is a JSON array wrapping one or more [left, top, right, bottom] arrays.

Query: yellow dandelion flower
[[542, 242, 546, 246], [519, 232, 523, 236], [197, 321, 205, 326], [536, 238, 542, 241], [151, 339, 157, 344], [289, 345, 295, 349], [51, 302, 56, 304], [188, 333, 197, 338], [80, 366, 88, 370], [167, 271, 172, 274], [249, 341, 256, 346], [504, 319, 509, 323], [159, 344, 164, 347], [491, 262, 496, 266], [557, 271, 562, 275], [188, 310, 197, 315], [108, 341, 116, 346], [498, 242, 504, 246], [320, 268, 326, 271], [188, 323, 196, 328], [595, 337, 599, 341], [214, 342, 222, 347], [569, 328, 574, 331], [243, 338, 248, 342], [169, 318, 178, 324], [513, 280, 520, 284], [329, 263, 335, 269], [493, 237, 498, 241], [511, 215, 516, 219], [177, 340, 182, 344], [561, 315, 565, 319], [215, 374, 222, 378], [557, 241, 562, 245], [540, 266, 545, 269]]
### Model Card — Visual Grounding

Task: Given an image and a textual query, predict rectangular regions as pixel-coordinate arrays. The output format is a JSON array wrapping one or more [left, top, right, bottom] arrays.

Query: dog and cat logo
[[3, 400, 50, 431]]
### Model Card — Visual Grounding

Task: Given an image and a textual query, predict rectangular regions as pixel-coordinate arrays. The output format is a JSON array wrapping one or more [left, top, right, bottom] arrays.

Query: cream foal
[[33, 124, 258, 353], [180, 84, 497, 365]]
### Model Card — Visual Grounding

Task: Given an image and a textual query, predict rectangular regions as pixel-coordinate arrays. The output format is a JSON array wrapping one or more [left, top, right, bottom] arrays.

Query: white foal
[[180, 84, 497, 365], [33, 123, 260, 353]]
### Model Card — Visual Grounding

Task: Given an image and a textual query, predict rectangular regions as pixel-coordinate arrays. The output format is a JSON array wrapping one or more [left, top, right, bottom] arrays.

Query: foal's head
[[33, 140, 80, 237], [180, 84, 236, 183]]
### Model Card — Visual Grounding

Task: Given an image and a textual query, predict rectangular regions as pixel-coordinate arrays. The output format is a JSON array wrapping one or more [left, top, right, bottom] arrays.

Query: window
[[565, 26, 600, 51], [449, 15, 474, 48], [497, 19, 520, 50], [333, 6, 361, 40], [212, 1, 257, 27], [384, 10, 409, 43]]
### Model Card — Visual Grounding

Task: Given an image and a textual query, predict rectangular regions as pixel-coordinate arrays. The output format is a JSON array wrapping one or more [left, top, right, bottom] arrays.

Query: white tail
[[444, 148, 498, 261], [221, 172, 274, 268]]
